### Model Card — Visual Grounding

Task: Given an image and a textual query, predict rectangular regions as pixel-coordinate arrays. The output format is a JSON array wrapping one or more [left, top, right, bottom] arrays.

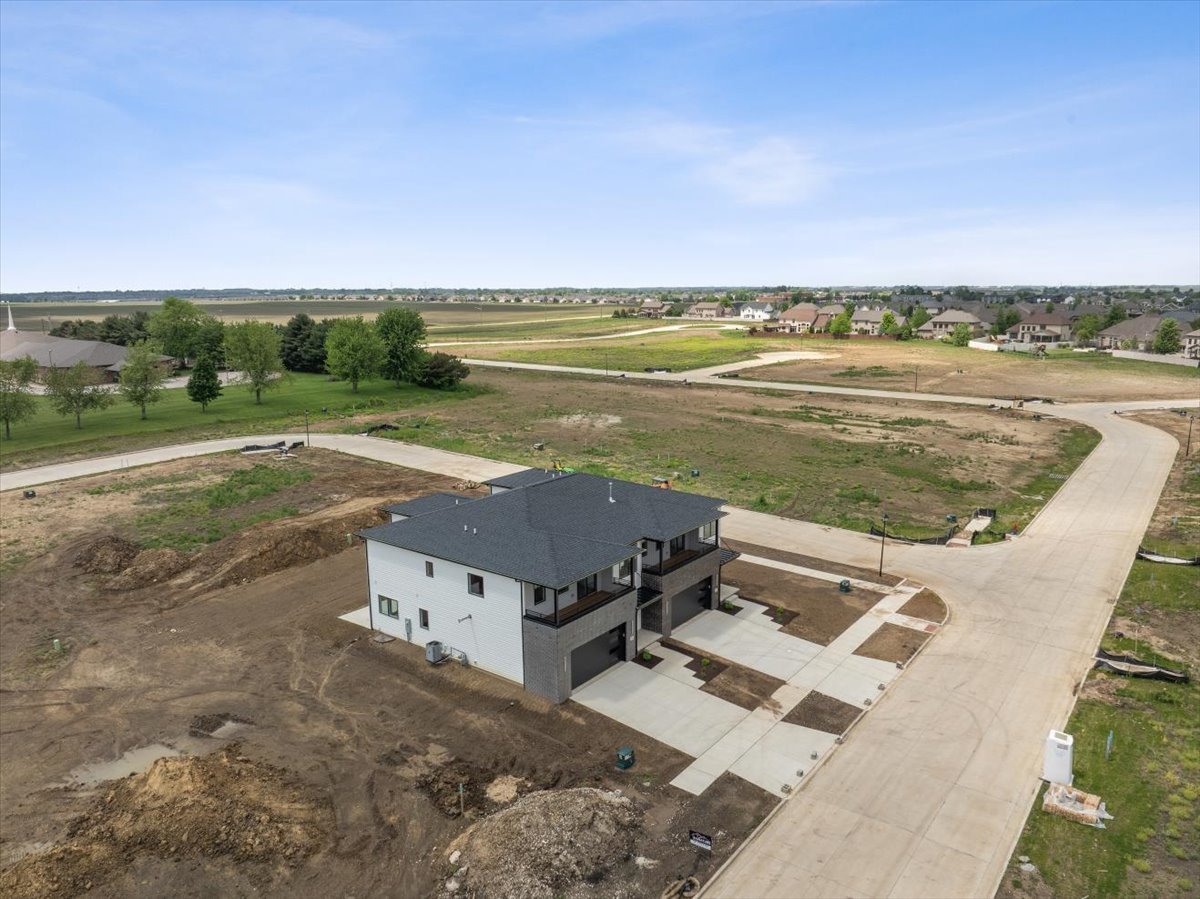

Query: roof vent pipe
[[472, 527, 477, 535], [463, 524, 468, 532]]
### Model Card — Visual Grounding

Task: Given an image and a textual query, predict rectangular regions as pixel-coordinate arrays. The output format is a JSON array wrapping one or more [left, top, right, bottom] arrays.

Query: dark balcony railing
[[641, 541, 717, 577], [524, 585, 633, 628]]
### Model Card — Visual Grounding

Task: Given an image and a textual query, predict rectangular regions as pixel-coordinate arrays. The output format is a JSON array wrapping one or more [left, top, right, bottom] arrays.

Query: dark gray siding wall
[[641, 551, 721, 638], [521, 592, 637, 703]]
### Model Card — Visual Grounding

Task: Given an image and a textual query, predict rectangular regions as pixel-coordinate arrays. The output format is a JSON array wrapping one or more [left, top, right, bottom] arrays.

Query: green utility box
[[838, 579, 851, 593], [616, 746, 636, 770]]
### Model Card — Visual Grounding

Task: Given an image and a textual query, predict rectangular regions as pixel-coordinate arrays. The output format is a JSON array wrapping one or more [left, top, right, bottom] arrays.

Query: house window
[[418, 608, 429, 629], [533, 586, 547, 605], [378, 595, 399, 619], [425, 560, 434, 578], [468, 573, 484, 596], [700, 520, 717, 540], [669, 534, 686, 555], [576, 573, 598, 598], [617, 558, 633, 581]]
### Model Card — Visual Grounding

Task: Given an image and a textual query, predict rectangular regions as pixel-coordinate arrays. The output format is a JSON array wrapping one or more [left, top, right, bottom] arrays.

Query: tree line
[[0, 299, 468, 439]]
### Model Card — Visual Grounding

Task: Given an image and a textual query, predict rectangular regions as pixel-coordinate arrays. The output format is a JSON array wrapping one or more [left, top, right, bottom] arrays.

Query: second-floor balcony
[[524, 584, 634, 628], [641, 540, 717, 576]]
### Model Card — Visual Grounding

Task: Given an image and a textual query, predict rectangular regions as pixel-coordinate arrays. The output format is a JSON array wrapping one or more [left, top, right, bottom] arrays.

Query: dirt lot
[[782, 692, 862, 735], [897, 589, 949, 623], [721, 560, 879, 646], [737, 339, 1200, 402], [0, 456, 776, 899], [853, 622, 932, 664]]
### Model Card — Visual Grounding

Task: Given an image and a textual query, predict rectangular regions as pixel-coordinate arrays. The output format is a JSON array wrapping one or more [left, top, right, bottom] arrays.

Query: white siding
[[365, 541, 525, 684]]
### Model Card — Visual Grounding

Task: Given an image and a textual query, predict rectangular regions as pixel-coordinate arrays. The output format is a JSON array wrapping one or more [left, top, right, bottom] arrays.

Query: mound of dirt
[[75, 535, 140, 575], [0, 746, 328, 899], [184, 500, 388, 589], [445, 788, 641, 899], [106, 548, 190, 590]]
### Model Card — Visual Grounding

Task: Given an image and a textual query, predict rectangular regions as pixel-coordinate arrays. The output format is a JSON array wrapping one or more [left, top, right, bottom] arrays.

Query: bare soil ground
[[853, 623, 932, 664], [782, 692, 862, 735], [738, 340, 1200, 402], [897, 589, 949, 623], [701, 664, 786, 713], [0, 456, 776, 899], [724, 538, 901, 586], [722, 559, 878, 645]]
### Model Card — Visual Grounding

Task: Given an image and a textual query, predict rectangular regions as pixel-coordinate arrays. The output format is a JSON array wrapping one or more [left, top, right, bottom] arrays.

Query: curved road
[[1, 369, 1195, 899]]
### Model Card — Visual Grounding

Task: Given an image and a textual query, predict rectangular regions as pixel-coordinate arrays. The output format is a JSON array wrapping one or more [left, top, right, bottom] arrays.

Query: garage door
[[570, 625, 625, 690], [671, 579, 711, 628]]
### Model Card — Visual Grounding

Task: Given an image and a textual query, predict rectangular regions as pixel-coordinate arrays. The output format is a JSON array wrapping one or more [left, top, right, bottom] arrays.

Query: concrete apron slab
[[337, 605, 373, 629]]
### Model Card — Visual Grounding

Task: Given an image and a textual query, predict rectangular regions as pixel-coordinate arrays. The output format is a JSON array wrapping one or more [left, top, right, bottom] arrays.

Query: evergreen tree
[[187, 354, 222, 411], [1153, 319, 1182, 354]]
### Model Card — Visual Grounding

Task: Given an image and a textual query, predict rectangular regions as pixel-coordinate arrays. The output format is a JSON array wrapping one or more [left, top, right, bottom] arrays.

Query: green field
[[465, 329, 786, 370], [0, 373, 485, 470]]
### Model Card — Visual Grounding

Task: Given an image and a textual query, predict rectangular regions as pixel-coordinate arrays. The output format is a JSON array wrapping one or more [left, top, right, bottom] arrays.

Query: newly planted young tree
[[44, 362, 115, 429], [375, 306, 428, 386], [118, 340, 168, 419], [0, 356, 38, 439], [187, 354, 222, 411], [325, 316, 385, 392], [225, 320, 282, 404]]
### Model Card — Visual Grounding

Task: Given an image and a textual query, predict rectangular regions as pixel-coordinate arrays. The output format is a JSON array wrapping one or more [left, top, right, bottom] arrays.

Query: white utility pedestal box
[[1043, 730, 1074, 785]]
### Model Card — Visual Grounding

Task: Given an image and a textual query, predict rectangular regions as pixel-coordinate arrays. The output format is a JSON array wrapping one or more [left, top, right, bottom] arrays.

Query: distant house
[[892, 294, 941, 313], [638, 299, 666, 318], [686, 302, 728, 320], [919, 309, 984, 340], [1097, 314, 1163, 351], [738, 302, 776, 322], [1185, 329, 1200, 360], [779, 303, 819, 333], [849, 307, 904, 336], [1008, 311, 1073, 344]]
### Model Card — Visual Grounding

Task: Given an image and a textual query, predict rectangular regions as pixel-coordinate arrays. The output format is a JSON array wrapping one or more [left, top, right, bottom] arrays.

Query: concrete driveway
[[570, 662, 749, 758]]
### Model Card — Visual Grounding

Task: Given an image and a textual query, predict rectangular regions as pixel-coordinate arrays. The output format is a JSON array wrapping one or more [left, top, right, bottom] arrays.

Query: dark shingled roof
[[382, 492, 478, 518], [484, 468, 564, 490], [360, 473, 726, 589]]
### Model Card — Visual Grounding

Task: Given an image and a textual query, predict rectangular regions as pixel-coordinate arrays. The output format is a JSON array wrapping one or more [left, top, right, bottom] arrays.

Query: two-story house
[[1007, 311, 1072, 344], [359, 471, 732, 703], [779, 303, 819, 333], [1185, 329, 1200, 360], [738, 302, 776, 322], [918, 309, 984, 340]]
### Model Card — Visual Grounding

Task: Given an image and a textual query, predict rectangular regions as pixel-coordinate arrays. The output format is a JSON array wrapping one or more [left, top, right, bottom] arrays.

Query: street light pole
[[1187, 414, 1194, 458], [878, 513, 888, 578], [304, 409, 310, 447]]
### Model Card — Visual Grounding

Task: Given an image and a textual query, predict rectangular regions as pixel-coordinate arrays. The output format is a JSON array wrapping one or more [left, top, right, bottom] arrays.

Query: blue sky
[[1, 0, 1198, 290]]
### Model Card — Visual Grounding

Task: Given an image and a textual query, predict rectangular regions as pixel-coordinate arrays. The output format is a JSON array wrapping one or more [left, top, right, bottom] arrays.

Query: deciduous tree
[[947, 322, 972, 347], [0, 356, 38, 439], [992, 308, 1022, 336], [375, 307, 428, 385], [148, 297, 207, 364], [44, 362, 114, 429], [325, 316, 384, 392], [224, 321, 282, 404], [118, 340, 168, 419], [880, 310, 899, 336]]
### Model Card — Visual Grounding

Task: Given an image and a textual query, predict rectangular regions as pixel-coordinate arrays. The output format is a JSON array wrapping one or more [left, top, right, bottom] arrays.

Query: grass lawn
[[1004, 562, 1200, 899], [0, 373, 485, 471]]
